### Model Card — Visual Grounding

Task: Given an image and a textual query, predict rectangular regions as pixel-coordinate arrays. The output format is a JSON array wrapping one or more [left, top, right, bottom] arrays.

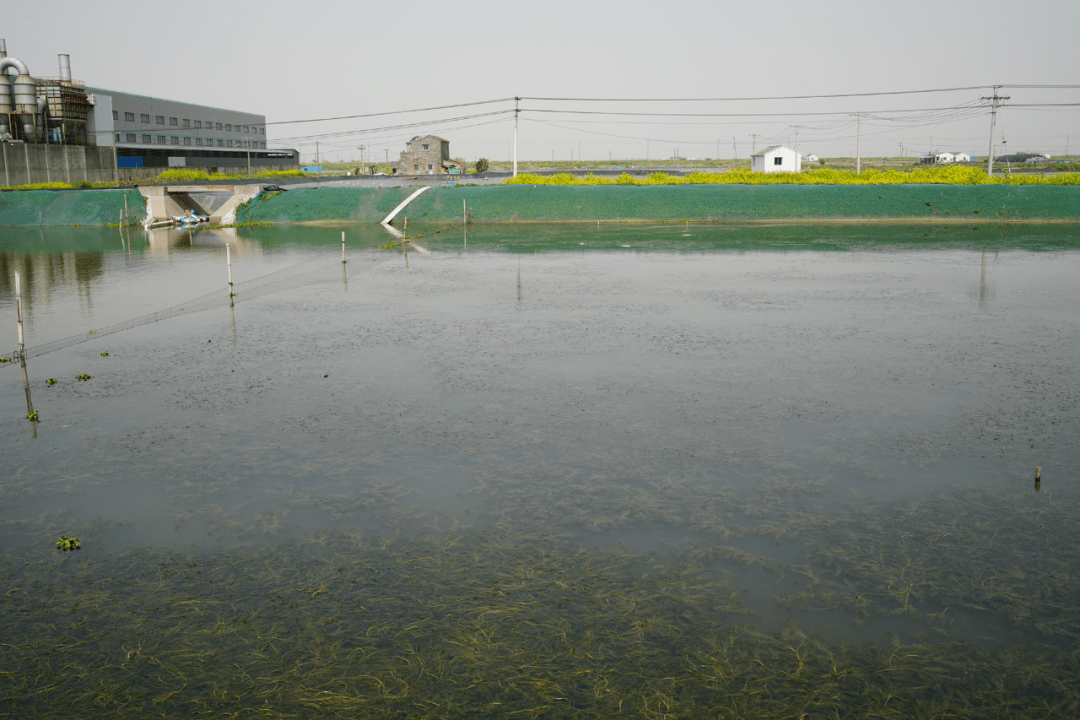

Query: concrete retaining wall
[[0, 143, 296, 186]]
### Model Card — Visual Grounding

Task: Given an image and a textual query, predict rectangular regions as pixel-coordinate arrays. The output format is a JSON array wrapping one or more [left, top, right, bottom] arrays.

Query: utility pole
[[792, 125, 803, 156], [733, 136, 737, 160], [358, 145, 365, 175], [111, 129, 119, 187], [750, 134, 758, 154], [513, 96, 519, 178], [982, 85, 1009, 176], [855, 114, 862, 175]]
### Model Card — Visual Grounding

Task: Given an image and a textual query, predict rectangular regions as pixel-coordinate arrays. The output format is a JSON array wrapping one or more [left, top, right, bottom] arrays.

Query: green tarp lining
[[0, 189, 145, 227], [238, 184, 1080, 224], [3, 184, 1079, 227]]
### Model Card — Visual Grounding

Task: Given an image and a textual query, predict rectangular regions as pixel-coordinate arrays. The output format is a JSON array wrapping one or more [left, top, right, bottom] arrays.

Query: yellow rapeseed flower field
[[505, 166, 1080, 187]]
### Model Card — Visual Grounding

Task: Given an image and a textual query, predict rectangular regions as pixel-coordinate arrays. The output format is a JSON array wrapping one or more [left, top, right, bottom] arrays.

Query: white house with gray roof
[[750, 145, 801, 173]]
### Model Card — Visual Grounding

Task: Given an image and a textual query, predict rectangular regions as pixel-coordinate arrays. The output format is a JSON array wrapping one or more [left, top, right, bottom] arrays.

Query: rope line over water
[[3, 253, 332, 366]]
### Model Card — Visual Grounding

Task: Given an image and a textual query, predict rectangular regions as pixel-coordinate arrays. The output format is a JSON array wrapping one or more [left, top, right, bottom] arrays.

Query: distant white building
[[952, 152, 972, 162], [804, 154, 819, 163], [920, 152, 957, 164], [751, 145, 801, 173]]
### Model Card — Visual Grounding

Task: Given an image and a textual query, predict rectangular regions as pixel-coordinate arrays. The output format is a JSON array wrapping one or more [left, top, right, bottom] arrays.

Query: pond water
[[1, 223, 1078, 718]]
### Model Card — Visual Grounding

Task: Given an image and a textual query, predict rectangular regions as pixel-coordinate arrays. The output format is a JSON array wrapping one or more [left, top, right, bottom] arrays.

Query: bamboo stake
[[15, 270, 24, 354], [227, 245, 234, 297]]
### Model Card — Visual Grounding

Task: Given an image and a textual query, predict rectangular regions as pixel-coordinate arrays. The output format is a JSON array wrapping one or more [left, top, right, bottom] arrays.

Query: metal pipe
[[58, 54, 71, 81], [0, 73, 10, 136], [0, 43, 12, 132], [0, 56, 30, 76], [0, 58, 38, 139]]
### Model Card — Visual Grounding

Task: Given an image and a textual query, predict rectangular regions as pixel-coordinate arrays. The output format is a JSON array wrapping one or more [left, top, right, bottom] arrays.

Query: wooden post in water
[[227, 245, 234, 297], [14, 270, 24, 356], [341, 231, 346, 264], [1035, 466, 1042, 491], [15, 268, 33, 432]]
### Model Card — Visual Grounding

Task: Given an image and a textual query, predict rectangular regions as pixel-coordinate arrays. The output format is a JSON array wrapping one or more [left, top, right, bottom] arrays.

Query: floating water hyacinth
[[55, 536, 81, 551]]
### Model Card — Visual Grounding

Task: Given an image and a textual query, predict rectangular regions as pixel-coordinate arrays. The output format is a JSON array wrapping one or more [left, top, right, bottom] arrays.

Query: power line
[[272, 110, 513, 142], [520, 86, 996, 102], [265, 98, 514, 126], [522, 105, 994, 119]]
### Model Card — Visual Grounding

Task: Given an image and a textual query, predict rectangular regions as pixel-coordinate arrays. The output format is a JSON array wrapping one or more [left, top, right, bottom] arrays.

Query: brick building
[[395, 135, 463, 175]]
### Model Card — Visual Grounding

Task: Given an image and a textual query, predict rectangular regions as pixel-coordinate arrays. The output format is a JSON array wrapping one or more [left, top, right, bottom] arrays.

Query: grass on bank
[[506, 166, 1080, 186]]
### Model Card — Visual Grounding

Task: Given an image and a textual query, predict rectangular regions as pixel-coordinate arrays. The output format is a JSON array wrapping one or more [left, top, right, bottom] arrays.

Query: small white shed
[[803, 154, 819, 163], [920, 152, 956, 164], [952, 152, 972, 162], [751, 145, 801, 173]]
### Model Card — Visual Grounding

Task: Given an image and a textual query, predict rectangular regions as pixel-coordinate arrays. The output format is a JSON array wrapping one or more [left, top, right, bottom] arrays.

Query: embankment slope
[[237, 184, 1080, 224], [3, 184, 1079, 226], [0, 188, 144, 226]]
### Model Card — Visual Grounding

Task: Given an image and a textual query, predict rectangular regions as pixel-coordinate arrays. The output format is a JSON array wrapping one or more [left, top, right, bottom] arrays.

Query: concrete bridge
[[139, 184, 264, 225]]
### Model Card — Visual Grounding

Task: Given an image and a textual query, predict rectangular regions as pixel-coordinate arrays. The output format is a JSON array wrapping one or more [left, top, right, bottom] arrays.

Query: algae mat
[[0, 188, 144, 227], [237, 184, 1080, 224]]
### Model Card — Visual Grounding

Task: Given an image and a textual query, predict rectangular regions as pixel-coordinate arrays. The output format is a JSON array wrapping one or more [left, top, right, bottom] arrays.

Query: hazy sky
[[6, 0, 1078, 163]]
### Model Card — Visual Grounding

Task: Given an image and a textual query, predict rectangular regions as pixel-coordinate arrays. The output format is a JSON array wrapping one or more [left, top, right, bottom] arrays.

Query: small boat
[[171, 209, 207, 226]]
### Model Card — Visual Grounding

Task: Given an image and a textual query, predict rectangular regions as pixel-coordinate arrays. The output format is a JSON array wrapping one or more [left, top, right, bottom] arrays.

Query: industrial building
[[0, 39, 297, 185]]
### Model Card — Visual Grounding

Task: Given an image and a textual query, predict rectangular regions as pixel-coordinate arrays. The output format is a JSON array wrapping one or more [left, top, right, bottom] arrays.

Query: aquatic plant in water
[[0, 526, 1077, 719], [55, 536, 81, 551]]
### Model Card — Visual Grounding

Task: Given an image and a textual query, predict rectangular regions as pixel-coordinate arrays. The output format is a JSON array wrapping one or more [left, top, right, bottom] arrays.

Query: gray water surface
[[2, 223, 1078, 662]]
